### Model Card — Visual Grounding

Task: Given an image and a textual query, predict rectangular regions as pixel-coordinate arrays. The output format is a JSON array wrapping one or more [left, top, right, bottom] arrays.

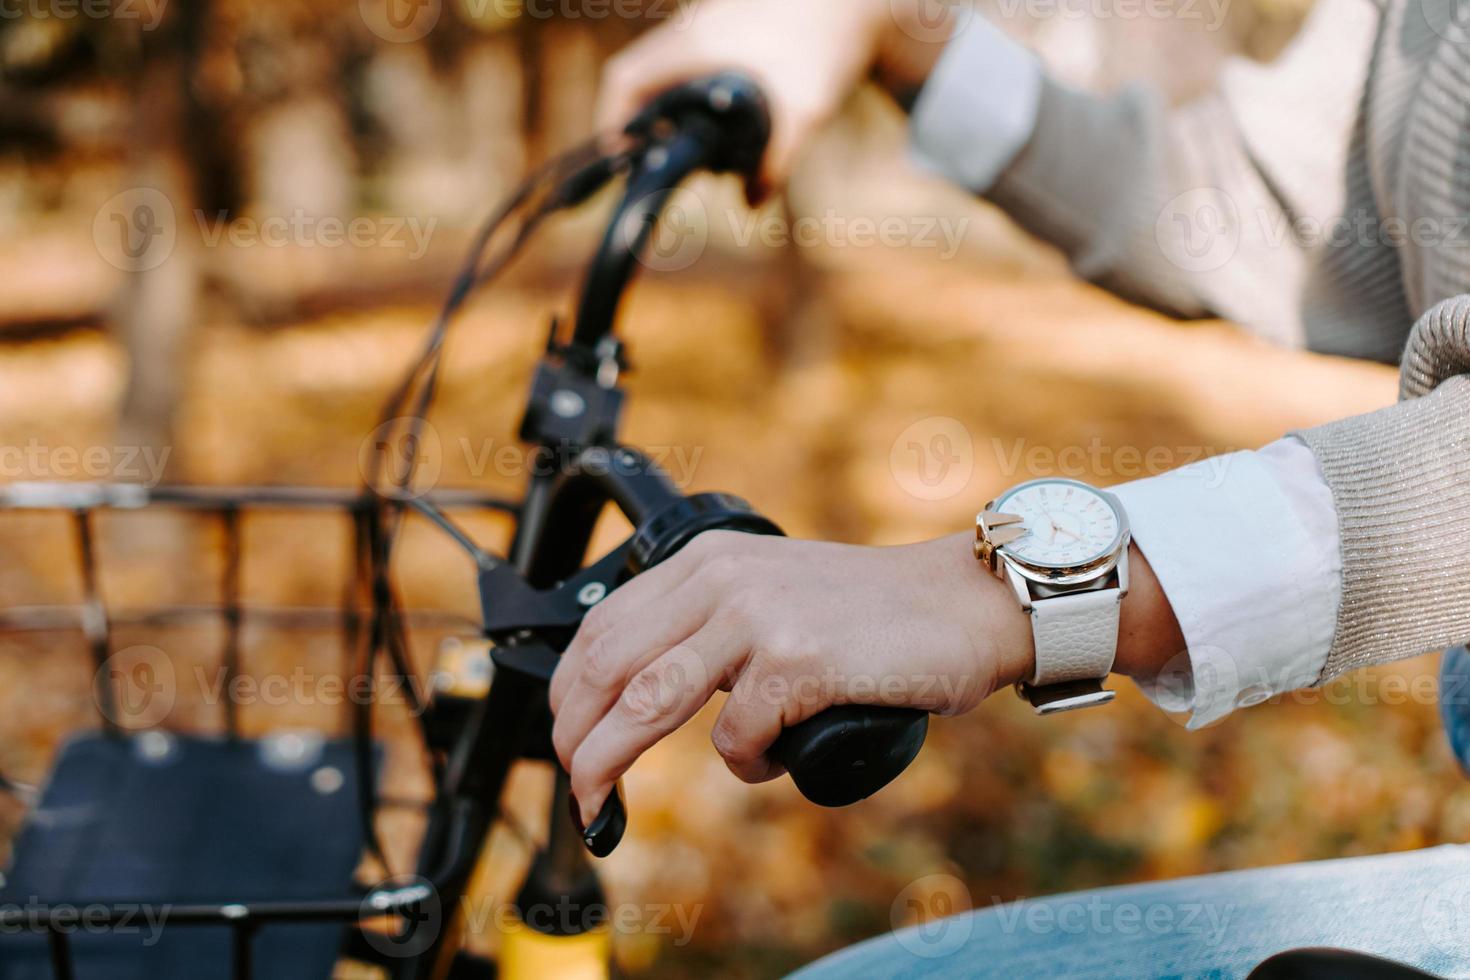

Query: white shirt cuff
[[1112, 437, 1342, 728], [908, 17, 1042, 192]]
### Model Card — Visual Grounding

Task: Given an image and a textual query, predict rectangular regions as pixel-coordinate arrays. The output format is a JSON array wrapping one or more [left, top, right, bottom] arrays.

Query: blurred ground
[[3, 2, 1465, 978]]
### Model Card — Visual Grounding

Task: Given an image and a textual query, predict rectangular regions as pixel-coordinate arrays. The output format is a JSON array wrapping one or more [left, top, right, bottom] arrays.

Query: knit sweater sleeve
[[983, 0, 1380, 343], [1291, 297, 1470, 680]]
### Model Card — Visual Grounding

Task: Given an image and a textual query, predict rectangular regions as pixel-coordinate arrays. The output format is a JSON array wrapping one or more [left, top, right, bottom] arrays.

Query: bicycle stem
[[570, 124, 714, 357]]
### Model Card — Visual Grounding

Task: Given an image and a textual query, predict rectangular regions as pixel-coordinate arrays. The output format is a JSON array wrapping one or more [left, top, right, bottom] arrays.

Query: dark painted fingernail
[[570, 780, 626, 858]]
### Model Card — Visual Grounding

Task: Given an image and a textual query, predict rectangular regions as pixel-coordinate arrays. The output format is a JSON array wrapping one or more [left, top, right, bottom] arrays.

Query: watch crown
[[975, 509, 1027, 566]]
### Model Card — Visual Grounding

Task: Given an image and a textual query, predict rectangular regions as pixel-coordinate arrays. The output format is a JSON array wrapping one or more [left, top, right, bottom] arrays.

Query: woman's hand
[[596, 0, 955, 200], [549, 530, 1032, 825]]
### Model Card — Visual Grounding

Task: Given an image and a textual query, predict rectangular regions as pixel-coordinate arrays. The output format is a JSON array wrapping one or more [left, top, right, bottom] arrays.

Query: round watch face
[[993, 479, 1124, 569]]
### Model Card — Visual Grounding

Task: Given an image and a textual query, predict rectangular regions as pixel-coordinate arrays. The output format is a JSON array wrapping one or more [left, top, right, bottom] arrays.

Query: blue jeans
[[791, 845, 1470, 978], [1440, 646, 1470, 774], [793, 646, 1470, 979]]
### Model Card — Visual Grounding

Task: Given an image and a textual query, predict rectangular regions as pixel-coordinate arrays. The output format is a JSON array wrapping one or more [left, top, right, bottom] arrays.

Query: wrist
[[964, 485, 1186, 705], [932, 526, 1185, 706], [957, 540, 1182, 693], [873, 0, 955, 108], [977, 541, 1186, 691], [927, 532, 1035, 696], [1112, 543, 1187, 682], [983, 572, 1036, 691]]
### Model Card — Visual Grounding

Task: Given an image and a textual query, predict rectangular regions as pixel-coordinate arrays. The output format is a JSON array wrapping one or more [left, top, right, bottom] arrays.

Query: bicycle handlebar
[[493, 450, 929, 857], [479, 73, 930, 860], [572, 72, 772, 351]]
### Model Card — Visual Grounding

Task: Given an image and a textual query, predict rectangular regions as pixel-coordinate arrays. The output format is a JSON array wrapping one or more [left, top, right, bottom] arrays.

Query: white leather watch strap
[[1028, 588, 1123, 686]]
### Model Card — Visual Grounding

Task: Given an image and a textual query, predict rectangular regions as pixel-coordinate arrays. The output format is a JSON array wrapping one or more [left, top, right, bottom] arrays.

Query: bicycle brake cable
[[352, 135, 635, 873]]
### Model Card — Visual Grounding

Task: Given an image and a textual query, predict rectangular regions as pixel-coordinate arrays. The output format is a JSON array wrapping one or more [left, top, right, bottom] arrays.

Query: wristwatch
[[975, 478, 1130, 715]]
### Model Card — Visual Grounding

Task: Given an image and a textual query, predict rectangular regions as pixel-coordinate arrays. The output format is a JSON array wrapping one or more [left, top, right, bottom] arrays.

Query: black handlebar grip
[[632, 495, 930, 810], [770, 706, 929, 808], [625, 72, 772, 181]]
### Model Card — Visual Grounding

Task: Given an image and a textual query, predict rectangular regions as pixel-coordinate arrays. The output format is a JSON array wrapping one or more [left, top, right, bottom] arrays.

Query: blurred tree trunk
[[114, 9, 210, 474]]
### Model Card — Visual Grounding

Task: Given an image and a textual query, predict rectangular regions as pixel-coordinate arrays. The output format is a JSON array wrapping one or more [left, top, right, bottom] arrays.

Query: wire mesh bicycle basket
[[0, 480, 515, 980]]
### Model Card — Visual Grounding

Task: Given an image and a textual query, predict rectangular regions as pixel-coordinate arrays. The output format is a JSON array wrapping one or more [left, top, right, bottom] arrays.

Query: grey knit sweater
[[984, 0, 1470, 681]]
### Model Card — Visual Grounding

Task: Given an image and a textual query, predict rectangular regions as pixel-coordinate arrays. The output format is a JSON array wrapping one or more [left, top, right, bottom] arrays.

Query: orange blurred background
[[0, 2, 1462, 977]]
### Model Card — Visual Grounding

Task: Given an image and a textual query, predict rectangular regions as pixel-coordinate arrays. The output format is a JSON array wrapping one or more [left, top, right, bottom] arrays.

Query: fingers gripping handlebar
[[498, 486, 930, 858], [628, 500, 931, 812]]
